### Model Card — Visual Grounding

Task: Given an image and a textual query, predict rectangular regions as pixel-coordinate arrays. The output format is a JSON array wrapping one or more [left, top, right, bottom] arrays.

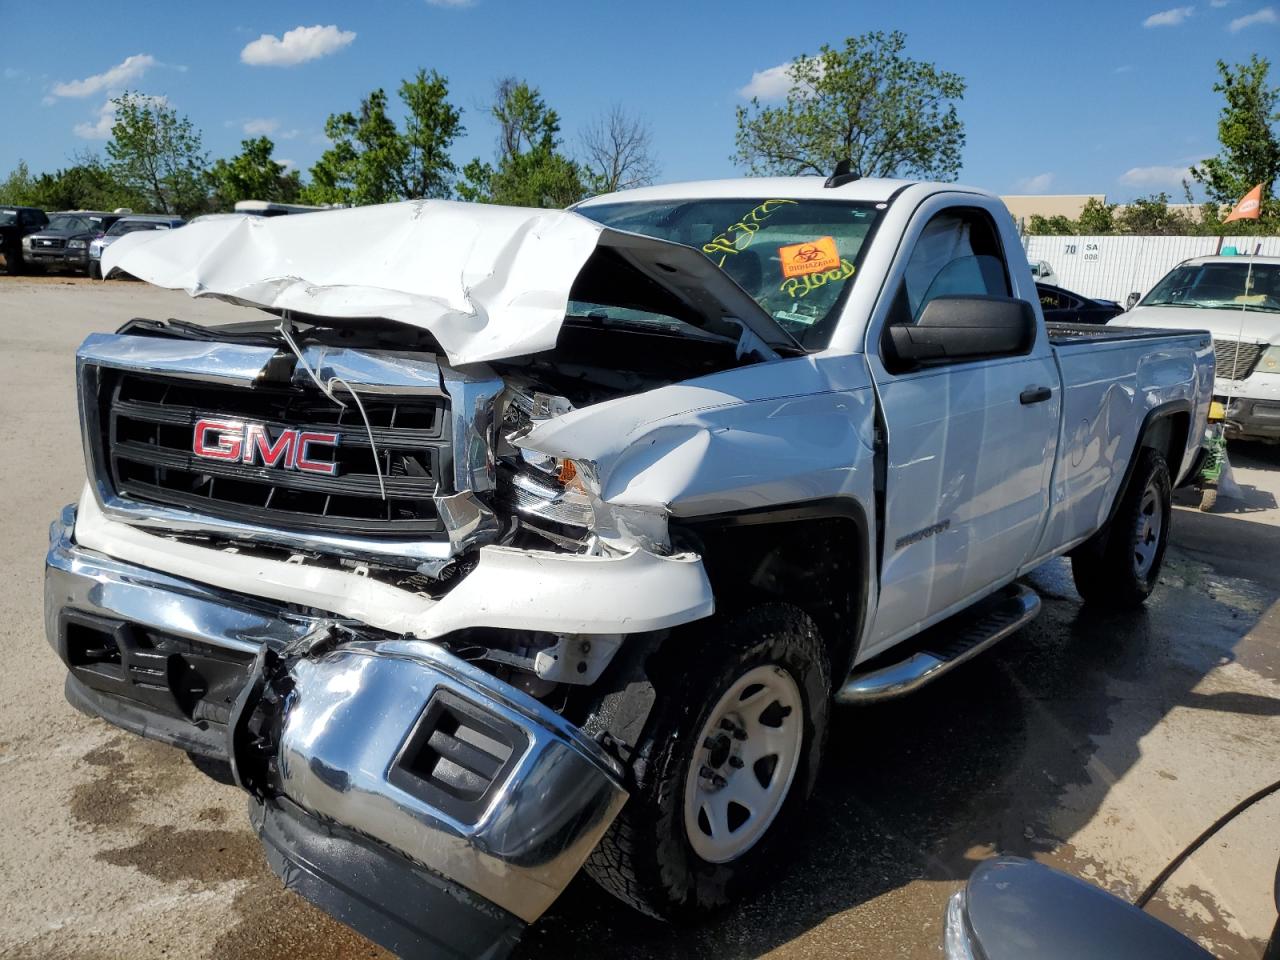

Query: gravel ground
[[1, 276, 1278, 959]]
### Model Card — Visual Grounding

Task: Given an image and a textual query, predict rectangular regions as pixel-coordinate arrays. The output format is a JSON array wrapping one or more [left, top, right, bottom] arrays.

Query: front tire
[[1071, 449, 1171, 607], [584, 603, 830, 919]]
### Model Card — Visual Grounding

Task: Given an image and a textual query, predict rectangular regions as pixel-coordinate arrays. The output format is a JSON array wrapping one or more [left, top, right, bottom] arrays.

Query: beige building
[[1001, 195, 1105, 222]]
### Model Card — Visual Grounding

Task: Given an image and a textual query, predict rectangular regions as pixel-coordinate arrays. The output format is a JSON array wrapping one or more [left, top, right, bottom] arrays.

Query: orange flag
[[1223, 183, 1264, 223]]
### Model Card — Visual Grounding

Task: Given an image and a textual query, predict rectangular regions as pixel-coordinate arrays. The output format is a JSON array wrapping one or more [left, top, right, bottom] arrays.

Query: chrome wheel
[[1133, 481, 1163, 577], [682, 664, 803, 864]]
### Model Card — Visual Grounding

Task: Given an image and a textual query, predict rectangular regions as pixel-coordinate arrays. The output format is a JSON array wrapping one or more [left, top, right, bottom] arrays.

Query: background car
[[89, 215, 185, 279], [22, 211, 126, 274], [1037, 282, 1124, 324], [0, 206, 49, 274], [1028, 259, 1058, 285]]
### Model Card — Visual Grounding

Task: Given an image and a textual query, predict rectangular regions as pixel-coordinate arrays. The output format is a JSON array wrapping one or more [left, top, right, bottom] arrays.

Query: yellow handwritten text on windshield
[[780, 259, 856, 298], [702, 199, 799, 266]]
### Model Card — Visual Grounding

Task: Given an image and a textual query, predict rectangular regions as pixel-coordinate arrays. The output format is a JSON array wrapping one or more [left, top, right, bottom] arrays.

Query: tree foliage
[[0, 155, 144, 211], [458, 79, 589, 207], [580, 105, 658, 193], [733, 31, 966, 180], [105, 92, 208, 217], [207, 137, 301, 208], [306, 70, 463, 205], [1191, 54, 1280, 213]]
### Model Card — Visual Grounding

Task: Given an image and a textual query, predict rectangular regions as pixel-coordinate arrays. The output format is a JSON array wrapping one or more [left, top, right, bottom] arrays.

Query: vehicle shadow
[[521, 511, 1280, 959]]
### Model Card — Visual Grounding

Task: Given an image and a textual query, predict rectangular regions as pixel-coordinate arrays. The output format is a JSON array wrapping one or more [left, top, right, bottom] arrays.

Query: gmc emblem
[[193, 418, 341, 476]]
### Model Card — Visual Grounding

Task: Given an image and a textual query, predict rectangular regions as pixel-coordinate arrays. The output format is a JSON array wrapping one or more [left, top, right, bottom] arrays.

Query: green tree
[[0, 161, 37, 205], [1191, 55, 1280, 213], [1076, 197, 1118, 234], [306, 69, 463, 205], [207, 137, 301, 209], [1114, 194, 1195, 235], [1026, 214, 1078, 235], [458, 79, 589, 207], [733, 31, 966, 180], [106, 92, 209, 216]]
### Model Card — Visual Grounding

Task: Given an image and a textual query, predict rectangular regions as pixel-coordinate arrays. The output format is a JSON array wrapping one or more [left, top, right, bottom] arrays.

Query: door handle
[[1020, 386, 1052, 405]]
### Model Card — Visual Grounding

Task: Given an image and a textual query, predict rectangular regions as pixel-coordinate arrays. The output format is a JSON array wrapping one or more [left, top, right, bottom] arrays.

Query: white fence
[[1021, 235, 1280, 302]]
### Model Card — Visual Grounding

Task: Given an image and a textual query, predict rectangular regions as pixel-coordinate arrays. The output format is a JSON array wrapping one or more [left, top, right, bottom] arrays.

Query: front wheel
[[1072, 449, 1171, 607], [584, 604, 830, 920]]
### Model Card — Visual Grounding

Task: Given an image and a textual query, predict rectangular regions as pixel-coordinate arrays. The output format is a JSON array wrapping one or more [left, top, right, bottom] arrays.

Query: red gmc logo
[[193, 419, 341, 476]]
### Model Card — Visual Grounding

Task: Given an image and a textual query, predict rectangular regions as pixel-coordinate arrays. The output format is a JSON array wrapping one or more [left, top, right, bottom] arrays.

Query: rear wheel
[[1071, 449, 1171, 607], [584, 604, 829, 919]]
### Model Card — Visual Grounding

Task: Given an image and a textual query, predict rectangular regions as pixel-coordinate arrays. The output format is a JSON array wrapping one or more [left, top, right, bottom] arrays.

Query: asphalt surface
[[1, 275, 1278, 959]]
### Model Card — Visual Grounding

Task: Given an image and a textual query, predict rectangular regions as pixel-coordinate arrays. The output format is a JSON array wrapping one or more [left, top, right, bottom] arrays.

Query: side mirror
[[886, 295, 1036, 367], [1125, 292, 1141, 310]]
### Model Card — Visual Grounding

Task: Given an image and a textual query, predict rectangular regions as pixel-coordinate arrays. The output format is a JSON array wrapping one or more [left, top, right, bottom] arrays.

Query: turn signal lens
[[556, 459, 577, 485]]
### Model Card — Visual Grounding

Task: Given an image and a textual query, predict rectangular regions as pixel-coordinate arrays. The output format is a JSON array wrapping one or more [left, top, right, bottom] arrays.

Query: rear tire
[[584, 603, 830, 920], [1071, 449, 1171, 608]]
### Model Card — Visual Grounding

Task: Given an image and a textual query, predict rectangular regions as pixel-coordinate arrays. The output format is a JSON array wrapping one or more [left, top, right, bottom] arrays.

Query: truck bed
[[1046, 321, 1206, 345]]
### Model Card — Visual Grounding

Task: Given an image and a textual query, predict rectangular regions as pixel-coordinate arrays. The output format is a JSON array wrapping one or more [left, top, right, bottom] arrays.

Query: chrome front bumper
[[45, 503, 629, 946]]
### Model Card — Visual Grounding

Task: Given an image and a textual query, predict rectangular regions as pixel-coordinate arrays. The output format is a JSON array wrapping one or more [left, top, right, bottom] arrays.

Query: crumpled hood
[[1116, 304, 1280, 344], [102, 199, 796, 366]]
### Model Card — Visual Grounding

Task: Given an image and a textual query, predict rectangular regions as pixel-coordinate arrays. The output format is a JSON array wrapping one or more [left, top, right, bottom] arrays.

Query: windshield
[[46, 215, 97, 233], [106, 220, 170, 237], [0, 210, 18, 227], [578, 197, 884, 349], [1142, 262, 1280, 313]]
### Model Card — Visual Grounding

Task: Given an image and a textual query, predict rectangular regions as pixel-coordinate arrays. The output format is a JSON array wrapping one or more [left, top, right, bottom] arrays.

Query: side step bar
[[836, 583, 1041, 705]]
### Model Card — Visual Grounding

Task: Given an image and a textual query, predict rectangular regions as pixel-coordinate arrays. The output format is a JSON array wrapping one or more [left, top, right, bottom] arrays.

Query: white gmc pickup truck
[[46, 176, 1213, 959]]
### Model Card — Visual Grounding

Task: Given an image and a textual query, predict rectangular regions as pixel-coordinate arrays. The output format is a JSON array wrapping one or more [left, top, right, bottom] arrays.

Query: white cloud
[[74, 94, 168, 139], [3, 67, 25, 81], [240, 25, 356, 67], [279, 158, 298, 172], [243, 117, 279, 135], [1229, 6, 1278, 29], [1143, 5, 1194, 26], [739, 63, 794, 100], [1014, 173, 1055, 193], [51, 53, 156, 99], [278, 129, 300, 140], [1119, 164, 1189, 187], [738, 61, 825, 101]]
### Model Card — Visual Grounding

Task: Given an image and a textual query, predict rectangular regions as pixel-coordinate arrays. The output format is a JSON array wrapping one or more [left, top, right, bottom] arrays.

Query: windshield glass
[[106, 220, 169, 237], [0, 210, 18, 227], [578, 198, 883, 349], [46, 215, 96, 233], [1143, 261, 1280, 313]]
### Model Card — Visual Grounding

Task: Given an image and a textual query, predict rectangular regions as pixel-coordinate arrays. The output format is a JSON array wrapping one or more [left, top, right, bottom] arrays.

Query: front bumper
[[45, 503, 630, 952], [1215, 391, 1280, 441], [24, 246, 88, 269]]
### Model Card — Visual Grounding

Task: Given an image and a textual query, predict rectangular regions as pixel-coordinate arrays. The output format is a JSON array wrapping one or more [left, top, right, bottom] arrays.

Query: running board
[[836, 584, 1041, 705]]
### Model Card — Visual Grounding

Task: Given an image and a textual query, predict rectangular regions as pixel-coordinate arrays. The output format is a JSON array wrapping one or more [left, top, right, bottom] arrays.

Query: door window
[[901, 209, 1010, 321]]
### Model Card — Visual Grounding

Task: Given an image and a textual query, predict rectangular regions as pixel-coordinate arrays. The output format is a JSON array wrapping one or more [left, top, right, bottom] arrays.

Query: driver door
[[863, 200, 1059, 657]]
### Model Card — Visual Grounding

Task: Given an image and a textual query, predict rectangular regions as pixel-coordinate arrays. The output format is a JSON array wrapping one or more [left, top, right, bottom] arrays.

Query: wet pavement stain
[[211, 878, 392, 960], [69, 735, 193, 832], [96, 826, 260, 890]]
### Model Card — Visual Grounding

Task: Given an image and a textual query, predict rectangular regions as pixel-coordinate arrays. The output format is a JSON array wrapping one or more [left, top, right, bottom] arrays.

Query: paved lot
[[1, 275, 1278, 959]]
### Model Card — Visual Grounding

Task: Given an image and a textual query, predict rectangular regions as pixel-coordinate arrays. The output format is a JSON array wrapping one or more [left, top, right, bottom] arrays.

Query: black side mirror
[[1126, 292, 1141, 310], [885, 295, 1036, 368]]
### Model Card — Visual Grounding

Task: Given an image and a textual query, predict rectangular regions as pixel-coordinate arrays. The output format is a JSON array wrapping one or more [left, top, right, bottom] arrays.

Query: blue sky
[[3, 0, 1277, 202]]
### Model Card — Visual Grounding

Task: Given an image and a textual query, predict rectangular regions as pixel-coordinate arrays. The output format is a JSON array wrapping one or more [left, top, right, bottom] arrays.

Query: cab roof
[[576, 176, 996, 206]]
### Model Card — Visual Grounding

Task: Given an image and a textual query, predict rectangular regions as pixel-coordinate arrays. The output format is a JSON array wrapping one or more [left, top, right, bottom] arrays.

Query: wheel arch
[[669, 497, 872, 680], [1102, 399, 1191, 530]]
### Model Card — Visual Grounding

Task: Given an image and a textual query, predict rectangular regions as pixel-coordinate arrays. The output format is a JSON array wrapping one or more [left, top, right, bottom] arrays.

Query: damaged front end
[[44, 200, 811, 955]]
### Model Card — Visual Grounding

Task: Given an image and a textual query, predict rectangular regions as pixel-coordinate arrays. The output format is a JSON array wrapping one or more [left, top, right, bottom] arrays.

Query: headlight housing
[[21, 236, 33, 248], [1258, 346, 1280, 374], [68, 239, 87, 250]]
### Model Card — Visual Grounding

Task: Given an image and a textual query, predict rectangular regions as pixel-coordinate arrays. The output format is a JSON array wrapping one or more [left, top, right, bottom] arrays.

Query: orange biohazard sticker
[[778, 236, 840, 278]]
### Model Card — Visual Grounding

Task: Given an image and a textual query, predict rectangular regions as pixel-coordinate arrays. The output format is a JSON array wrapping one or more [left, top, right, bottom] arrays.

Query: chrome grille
[[93, 370, 453, 537]]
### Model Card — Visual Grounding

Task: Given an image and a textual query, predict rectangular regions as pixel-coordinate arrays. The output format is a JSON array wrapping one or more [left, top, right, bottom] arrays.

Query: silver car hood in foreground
[[101, 199, 796, 366]]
